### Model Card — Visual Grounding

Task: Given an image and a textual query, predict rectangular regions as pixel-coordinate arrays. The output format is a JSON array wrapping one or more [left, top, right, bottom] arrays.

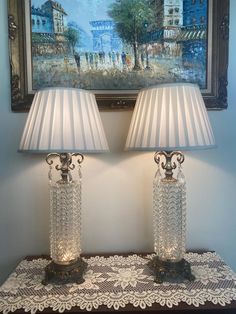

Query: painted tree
[[64, 27, 80, 55], [108, 0, 155, 70]]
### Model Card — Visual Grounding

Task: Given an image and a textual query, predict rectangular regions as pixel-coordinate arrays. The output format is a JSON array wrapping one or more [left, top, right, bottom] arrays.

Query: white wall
[[0, 0, 236, 284]]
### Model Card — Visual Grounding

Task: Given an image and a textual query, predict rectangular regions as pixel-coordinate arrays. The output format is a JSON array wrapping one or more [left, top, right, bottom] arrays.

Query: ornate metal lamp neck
[[154, 151, 184, 180], [46, 152, 84, 182]]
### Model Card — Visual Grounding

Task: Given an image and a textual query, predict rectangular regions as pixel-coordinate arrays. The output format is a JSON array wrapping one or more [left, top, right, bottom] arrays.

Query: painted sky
[[32, 0, 114, 32]]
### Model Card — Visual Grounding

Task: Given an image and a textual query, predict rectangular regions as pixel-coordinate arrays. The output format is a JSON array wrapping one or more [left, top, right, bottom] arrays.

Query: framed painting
[[8, 0, 229, 111]]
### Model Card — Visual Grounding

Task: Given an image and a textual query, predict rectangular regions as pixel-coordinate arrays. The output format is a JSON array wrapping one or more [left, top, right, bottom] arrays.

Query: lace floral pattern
[[0, 252, 235, 313], [107, 266, 148, 288]]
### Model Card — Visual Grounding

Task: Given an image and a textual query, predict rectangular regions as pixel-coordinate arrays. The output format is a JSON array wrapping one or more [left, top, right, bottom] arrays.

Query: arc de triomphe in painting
[[90, 20, 122, 53]]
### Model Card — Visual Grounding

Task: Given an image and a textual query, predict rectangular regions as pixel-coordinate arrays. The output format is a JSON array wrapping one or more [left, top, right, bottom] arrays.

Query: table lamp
[[19, 87, 109, 285], [125, 83, 215, 283]]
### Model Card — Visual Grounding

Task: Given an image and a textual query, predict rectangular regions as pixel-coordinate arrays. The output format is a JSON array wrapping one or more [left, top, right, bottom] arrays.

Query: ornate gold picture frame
[[8, 0, 229, 111]]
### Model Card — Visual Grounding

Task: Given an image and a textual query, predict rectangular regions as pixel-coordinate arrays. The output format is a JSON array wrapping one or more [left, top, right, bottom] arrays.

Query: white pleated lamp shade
[[125, 83, 215, 151], [19, 88, 109, 153]]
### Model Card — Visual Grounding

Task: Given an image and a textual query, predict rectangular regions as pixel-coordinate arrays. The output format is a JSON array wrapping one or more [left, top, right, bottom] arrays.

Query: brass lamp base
[[42, 258, 88, 285], [148, 256, 195, 284]]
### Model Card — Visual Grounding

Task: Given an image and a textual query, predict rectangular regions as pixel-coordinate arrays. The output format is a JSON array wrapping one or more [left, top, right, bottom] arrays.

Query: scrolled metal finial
[[45, 153, 84, 182], [46, 153, 60, 166], [154, 151, 184, 180], [176, 152, 184, 165], [73, 153, 84, 165]]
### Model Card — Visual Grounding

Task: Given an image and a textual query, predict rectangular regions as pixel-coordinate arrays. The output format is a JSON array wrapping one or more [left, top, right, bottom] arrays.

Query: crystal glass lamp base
[[150, 151, 195, 283], [44, 152, 86, 285], [49, 180, 82, 264]]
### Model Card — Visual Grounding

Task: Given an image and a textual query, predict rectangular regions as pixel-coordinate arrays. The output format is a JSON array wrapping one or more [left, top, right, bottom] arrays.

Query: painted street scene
[[31, 0, 208, 91]]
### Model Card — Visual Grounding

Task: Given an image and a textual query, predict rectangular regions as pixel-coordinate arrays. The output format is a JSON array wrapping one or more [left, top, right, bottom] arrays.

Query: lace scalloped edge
[[1, 288, 236, 314]]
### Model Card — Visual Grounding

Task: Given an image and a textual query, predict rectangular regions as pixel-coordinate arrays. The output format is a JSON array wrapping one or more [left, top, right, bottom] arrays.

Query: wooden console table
[[0, 252, 235, 313]]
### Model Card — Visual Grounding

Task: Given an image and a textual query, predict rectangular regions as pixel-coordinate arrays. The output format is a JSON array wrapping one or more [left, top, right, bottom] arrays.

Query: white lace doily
[[0, 252, 235, 313]]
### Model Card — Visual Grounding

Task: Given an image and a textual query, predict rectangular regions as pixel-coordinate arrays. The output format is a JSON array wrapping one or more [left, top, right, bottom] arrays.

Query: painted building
[[177, 0, 207, 77], [41, 0, 67, 34], [90, 20, 122, 53], [163, 0, 183, 28], [151, 0, 183, 33], [183, 0, 207, 25], [32, 0, 67, 35], [149, 0, 183, 55], [31, 1, 69, 56], [31, 7, 53, 34]]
